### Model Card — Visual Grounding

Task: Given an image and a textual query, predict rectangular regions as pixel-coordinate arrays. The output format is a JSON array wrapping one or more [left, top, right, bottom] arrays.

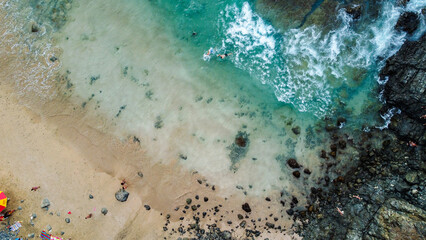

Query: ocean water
[[1, 0, 425, 200]]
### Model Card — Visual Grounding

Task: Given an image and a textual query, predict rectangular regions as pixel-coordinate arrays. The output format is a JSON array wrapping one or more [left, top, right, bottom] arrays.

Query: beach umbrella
[[40, 230, 51, 240], [0, 191, 7, 212]]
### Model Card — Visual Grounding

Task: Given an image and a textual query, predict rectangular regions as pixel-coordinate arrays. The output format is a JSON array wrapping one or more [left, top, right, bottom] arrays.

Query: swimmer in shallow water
[[217, 52, 232, 59]]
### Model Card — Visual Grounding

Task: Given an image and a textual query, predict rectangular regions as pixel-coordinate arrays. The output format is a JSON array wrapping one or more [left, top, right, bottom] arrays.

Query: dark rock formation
[[115, 189, 129, 202], [345, 4, 362, 20], [366, 199, 426, 239], [287, 158, 300, 169], [228, 131, 250, 168], [395, 12, 420, 34], [242, 203, 251, 213], [380, 33, 426, 144]]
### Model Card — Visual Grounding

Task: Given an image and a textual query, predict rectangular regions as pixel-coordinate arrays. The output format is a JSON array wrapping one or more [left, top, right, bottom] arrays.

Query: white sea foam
[[214, 1, 424, 117], [376, 107, 401, 130]]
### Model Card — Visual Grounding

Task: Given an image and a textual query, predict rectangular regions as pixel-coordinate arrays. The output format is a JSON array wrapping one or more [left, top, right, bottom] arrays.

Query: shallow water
[[1, 0, 425, 199]]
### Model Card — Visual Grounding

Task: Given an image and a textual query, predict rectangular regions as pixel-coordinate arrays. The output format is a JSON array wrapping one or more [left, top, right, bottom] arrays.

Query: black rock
[[293, 171, 301, 178], [286, 208, 294, 216], [292, 126, 301, 135], [242, 203, 251, 213], [287, 158, 300, 168], [89, 194, 94, 199], [380, 33, 426, 144], [265, 222, 275, 229], [144, 205, 151, 210], [345, 5, 362, 20], [115, 189, 129, 202], [395, 12, 420, 34], [304, 168, 312, 175], [65, 218, 70, 223]]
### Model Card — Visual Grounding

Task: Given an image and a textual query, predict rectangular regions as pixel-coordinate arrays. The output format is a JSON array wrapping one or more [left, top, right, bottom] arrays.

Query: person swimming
[[206, 47, 215, 56], [217, 52, 232, 59]]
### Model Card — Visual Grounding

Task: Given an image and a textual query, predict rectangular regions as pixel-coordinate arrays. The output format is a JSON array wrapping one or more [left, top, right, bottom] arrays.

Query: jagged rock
[[366, 198, 426, 240], [381, 33, 426, 144], [395, 12, 420, 34], [115, 189, 129, 202]]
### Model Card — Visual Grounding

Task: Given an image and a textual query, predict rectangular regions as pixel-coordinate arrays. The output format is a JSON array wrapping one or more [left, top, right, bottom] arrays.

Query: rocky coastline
[[297, 24, 425, 240]]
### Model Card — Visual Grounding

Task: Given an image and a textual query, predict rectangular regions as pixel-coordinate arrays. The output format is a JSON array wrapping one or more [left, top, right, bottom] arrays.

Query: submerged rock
[[287, 158, 300, 168], [115, 189, 129, 202], [345, 5, 362, 20], [228, 131, 250, 168]]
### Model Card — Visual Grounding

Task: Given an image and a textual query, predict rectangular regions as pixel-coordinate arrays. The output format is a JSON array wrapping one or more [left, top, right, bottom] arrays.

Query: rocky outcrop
[[380, 33, 426, 144], [366, 198, 426, 240], [395, 12, 420, 35]]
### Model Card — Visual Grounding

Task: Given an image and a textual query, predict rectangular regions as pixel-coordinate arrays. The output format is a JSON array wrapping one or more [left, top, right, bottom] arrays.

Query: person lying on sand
[[85, 213, 92, 219], [31, 186, 40, 191]]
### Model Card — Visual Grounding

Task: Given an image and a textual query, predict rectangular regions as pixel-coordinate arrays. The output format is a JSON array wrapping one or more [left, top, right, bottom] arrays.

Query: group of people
[[206, 47, 232, 59]]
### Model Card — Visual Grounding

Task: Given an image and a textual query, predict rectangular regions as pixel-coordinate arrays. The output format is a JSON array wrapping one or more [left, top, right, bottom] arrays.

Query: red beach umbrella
[[0, 191, 7, 212]]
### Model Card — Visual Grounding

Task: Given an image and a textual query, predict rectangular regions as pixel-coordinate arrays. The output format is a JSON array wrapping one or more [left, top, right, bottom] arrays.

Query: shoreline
[[0, 78, 300, 239]]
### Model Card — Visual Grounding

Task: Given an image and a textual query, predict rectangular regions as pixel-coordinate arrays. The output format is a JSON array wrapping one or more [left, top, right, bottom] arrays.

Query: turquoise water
[[2, 0, 426, 197]]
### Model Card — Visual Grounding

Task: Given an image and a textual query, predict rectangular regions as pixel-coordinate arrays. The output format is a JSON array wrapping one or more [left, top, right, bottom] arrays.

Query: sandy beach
[[0, 77, 301, 239]]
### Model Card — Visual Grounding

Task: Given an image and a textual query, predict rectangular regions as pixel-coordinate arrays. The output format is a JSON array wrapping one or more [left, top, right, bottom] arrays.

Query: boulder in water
[[395, 12, 420, 34], [287, 158, 300, 168], [345, 5, 362, 20], [115, 189, 129, 202]]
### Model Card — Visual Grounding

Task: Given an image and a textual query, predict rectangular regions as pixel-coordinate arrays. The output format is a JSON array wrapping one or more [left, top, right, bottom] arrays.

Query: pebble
[[17, 206, 22, 210], [89, 194, 94, 199], [28, 233, 35, 238], [57, 212, 61, 216], [186, 198, 192, 205], [32, 213, 37, 219], [237, 214, 243, 220], [101, 208, 108, 215], [203, 197, 209, 202], [65, 218, 70, 223], [47, 225, 52, 231], [138, 171, 143, 178], [61, 232, 65, 236], [144, 205, 151, 211]]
